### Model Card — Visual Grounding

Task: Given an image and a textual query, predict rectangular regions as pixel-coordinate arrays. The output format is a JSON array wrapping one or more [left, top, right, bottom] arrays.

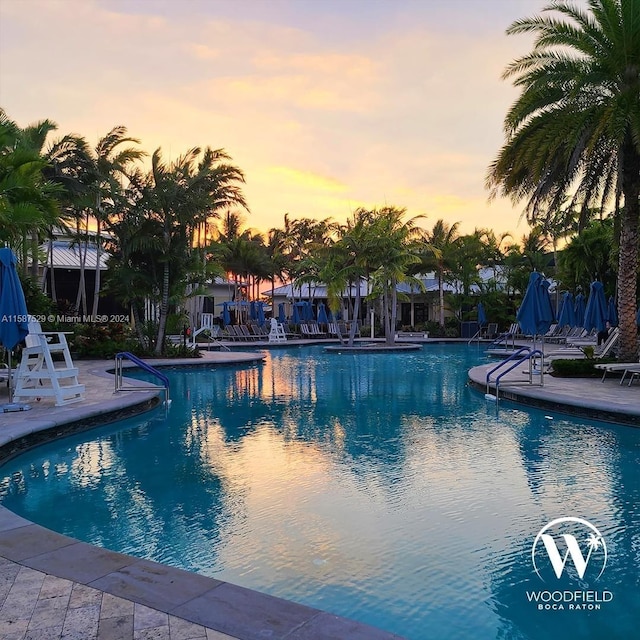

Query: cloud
[[266, 167, 347, 193], [0, 0, 544, 238]]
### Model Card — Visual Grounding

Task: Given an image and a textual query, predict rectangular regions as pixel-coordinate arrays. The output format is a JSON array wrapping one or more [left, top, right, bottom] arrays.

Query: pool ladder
[[485, 347, 544, 403], [114, 352, 170, 406]]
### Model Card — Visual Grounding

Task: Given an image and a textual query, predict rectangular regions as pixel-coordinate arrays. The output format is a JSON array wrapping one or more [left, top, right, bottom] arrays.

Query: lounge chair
[[594, 350, 640, 384], [621, 365, 640, 386], [489, 323, 520, 350], [546, 327, 621, 365], [482, 323, 498, 340], [327, 322, 343, 339], [307, 323, 325, 337], [299, 323, 312, 338], [12, 321, 85, 406]]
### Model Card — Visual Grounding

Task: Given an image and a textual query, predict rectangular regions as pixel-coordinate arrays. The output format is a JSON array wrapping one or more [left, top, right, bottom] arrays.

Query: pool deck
[[0, 340, 638, 639]]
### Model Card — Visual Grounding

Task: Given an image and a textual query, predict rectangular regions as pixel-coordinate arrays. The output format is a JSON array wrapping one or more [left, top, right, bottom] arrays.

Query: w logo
[[532, 517, 608, 581]]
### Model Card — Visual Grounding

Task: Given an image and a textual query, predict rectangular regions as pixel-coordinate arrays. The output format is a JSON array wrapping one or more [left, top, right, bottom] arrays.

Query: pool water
[[1, 344, 638, 639]]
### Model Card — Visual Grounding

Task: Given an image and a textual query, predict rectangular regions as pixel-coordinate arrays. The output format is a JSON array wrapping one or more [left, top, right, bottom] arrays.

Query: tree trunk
[[616, 137, 640, 362], [30, 230, 39, 280], [438, 264, 445, 327], [132, 302, 147, 348], [348, 281, 361, 347], [387, 281, 398, 346], [74, 218, 88, 315], [382, 286, 392, 344], [155, 259, 170, 355], [21, 230, 28, 277], [155, 221, 171, 355], [91, 217, 102, 317], [48, 237, 57, 303]]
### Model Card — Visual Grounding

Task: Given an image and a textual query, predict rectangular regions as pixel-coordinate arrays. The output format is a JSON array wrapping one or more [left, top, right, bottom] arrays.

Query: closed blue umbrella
[[517, 272, 554, 337], [583, 281, 607, 332], [250, 301, 257, 321], [292, 304, 301, 324], [557, 292, 576, 328], [304, 301, 314, 321], [477, 302, 487, 326], [477, 302, 487, 327], [574, 293, 586, 328], [256, 301, 265, 327], [222, 302, 231, 326], [278, 303, 286, 324], [540, 279, 555, 325], [0, 248, 29, 404], [317, 302, 328, 325], [607, 296, 618, 327]]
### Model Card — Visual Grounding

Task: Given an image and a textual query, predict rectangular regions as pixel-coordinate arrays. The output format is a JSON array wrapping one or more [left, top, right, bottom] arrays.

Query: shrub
[[72, 323, 145, 359], [424, 321, 446, 337], [550, 357, 615, 377], [162, 341, 200, 358]]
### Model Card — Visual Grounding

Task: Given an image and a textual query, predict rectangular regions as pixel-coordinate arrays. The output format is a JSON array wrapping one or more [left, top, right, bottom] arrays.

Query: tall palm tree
[[367, 207, 424, 345], [427, 219, 460, 327], [557, 219, 616, 294], [487, 0, 640, 361], [325, 208, 377, 345], [87, 127, 145, 317], [146, 147, 246, 353], [0, 110, 62, 276]]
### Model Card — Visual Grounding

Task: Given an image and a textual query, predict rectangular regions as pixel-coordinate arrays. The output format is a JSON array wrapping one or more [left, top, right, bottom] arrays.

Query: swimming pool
[[1, 344, 638, 639]]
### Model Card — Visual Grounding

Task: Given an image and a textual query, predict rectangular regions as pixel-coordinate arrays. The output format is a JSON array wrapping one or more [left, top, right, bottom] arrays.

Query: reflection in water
[[0, 345, 638, 640]]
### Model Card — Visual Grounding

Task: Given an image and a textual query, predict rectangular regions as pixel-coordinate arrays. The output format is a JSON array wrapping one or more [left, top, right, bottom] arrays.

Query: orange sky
[[0, 0, 575, 239]]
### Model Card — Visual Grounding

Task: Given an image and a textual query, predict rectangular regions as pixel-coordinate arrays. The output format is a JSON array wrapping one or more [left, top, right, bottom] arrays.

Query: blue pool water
[[1, 344, 639, 639]]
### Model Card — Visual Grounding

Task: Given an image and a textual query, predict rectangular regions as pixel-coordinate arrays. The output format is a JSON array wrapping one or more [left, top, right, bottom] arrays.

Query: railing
[[485, 347, 545, 402], [468, 329, 482, 345], [114, 352, 170, 405]]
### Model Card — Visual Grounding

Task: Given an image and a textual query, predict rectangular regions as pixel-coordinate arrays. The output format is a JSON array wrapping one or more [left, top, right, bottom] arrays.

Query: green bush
[[550, 357, 615, 377], [72, 323, 144, 359], [20, 275, 54, 318], [424, 321, 446, 337], [163, 342, 200, 358]]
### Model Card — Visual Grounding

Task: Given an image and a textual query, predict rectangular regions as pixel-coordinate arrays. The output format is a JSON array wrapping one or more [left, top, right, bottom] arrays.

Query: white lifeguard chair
[[12, 321, 85, 406], [268, 318, 287, 343], [191, 313, 219, 346]]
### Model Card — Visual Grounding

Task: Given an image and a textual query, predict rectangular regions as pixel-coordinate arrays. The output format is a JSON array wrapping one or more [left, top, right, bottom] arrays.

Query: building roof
[[40, 241, 109, 270]]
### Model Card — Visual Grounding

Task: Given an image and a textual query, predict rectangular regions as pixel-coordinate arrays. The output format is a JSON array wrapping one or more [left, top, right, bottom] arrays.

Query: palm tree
[[367, 207, 424, 345], [487, 0, 640, 361], [0, 110, 62, 275], [325, 208, 376, 346], [557, 218, 616, 294], [146, 147, 246, 353], [86, 127, 145, 317], [427, 219, 459, 328]]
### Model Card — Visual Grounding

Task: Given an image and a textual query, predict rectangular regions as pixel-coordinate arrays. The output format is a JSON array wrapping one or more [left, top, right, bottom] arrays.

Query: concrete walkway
[[0, 341, 638, 640]]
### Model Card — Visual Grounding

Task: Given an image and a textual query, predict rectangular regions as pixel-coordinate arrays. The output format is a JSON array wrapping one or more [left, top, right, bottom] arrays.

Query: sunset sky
[[0, 0, 568, 238]]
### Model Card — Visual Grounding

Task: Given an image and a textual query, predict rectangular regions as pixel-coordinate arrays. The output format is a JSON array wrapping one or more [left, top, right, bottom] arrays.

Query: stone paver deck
[[469, 343, 640, 426], [0, 339, 638, 639]]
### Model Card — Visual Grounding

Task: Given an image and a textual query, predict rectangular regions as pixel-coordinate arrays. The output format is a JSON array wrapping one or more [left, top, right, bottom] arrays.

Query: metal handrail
[[114, 352, 170, 405], [467, 329, 482, 345], [485, 347, 545, 401]]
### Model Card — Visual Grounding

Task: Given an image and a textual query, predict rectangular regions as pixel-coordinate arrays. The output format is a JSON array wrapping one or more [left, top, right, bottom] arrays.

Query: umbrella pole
[[8, 350, 13, 403]]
